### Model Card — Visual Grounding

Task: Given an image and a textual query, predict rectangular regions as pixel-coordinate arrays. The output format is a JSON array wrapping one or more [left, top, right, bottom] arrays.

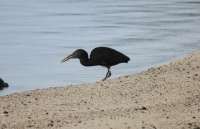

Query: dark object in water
[[0, 78, 9, 90]]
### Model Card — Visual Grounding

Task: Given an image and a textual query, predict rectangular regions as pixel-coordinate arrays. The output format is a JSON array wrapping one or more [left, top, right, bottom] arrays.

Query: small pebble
[[142, 107, 147, 110], [134, 107, 147, 110], [48, 123, 53, 127], [3, 111, 8, 114]]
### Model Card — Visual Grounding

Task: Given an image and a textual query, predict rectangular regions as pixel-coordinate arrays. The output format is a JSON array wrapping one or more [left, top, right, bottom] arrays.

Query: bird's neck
[[80, 58, 99, 66]]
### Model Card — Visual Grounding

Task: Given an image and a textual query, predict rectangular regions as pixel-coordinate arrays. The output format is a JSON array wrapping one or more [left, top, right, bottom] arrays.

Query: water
[[1, 0, 200, 96]]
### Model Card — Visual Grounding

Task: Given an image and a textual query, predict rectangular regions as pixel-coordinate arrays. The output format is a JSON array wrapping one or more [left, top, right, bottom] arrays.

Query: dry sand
[[1, 50, 200, 129]]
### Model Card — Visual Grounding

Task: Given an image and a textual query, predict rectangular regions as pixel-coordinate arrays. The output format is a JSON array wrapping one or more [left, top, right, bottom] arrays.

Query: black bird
[[61, 47, 130, 81]]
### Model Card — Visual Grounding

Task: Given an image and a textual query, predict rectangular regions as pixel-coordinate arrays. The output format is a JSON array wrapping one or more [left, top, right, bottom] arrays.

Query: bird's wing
[[90, 49, 120, 66]]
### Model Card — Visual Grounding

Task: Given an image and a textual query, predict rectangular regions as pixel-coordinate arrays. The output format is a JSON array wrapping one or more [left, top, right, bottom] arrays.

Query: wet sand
[[1, 50, 200, 129]]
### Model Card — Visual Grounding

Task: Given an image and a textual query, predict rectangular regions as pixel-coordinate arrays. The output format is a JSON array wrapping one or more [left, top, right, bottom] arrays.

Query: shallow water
[[1, 0, 200, 95]]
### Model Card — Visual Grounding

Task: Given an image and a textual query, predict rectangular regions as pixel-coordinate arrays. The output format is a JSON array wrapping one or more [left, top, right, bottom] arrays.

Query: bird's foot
[[101, 70, 111, 81], [101, 77, 107, 81]]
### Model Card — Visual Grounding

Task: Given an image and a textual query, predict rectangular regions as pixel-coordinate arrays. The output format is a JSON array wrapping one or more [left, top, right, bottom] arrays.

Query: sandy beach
[[1, 50, 200, 129]]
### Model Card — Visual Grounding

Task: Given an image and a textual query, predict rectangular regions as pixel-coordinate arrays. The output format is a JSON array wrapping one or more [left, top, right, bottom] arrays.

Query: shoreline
[[1, 50, 200, 129]]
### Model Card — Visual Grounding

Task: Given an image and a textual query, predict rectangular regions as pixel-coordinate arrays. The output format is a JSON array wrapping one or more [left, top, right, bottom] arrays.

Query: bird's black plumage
[[61, 47, 130, 81], [90, 47, 130, 66]]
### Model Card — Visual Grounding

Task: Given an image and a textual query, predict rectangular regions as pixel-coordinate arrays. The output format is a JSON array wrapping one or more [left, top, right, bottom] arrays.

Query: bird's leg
[[101, 68, 111, 81], [107, 68, 111, 78]]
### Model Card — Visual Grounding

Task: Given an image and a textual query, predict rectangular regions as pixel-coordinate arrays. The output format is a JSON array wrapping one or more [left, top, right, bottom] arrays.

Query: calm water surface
[[1, 0, 200, 95]]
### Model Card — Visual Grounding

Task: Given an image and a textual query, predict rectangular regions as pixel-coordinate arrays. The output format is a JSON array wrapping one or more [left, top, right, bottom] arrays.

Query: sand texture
[[1, 50, 200, 129]]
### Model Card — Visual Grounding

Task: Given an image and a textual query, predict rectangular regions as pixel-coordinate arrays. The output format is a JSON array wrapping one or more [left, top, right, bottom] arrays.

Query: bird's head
[[61, 49, 88, 63]]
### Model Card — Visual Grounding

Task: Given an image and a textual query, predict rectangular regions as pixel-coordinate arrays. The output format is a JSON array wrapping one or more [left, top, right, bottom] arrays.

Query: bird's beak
[[60, 53, 75, 63]]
